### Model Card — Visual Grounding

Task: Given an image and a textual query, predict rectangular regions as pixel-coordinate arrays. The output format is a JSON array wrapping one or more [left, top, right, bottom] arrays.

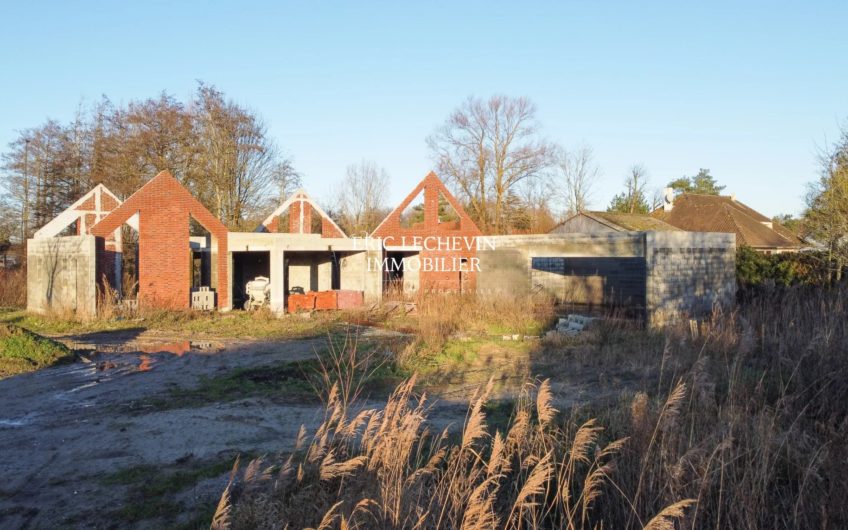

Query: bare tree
[[334, 160, 390, 236], [517, 175, 558, 233], [192, 85, 281, 228], [272, 158, 301, 204], [0, 84, 295, 236], [428, 95, 555, 234], [608, 164, 649, 214], [558, 145, 599, 215]]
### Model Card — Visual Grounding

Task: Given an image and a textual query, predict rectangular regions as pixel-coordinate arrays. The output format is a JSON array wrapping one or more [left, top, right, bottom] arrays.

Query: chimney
[[663, 187, 675, 212], [730, 193, 736, 201]]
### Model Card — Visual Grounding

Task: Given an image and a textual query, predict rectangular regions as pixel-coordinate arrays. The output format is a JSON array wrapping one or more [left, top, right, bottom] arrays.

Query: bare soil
[[0, 327, 642, 529]]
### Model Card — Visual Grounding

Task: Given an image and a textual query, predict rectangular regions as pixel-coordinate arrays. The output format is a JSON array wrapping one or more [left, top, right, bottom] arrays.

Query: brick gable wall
[[372, 172, 482, 292], [90, 171, 229, 310], [261, 194, 345, 238]]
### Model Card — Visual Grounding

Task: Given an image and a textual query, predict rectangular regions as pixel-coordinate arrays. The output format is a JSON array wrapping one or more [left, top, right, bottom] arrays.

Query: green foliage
[[805, 126, 848, 282], [0, 308, 341, 340], [103, 456, 240, 525], [772, 213, 803, 235], [148, 360, 321, 410], [736, 245, 831, 288], [608, 164, 650, 213], [607, 191, 649, 213], [668, 168, 725, 195], [0, 322, 73, 378]]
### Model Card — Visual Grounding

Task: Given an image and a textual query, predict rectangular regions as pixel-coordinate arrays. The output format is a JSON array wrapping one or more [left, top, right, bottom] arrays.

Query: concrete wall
[[228, 232, 383, 311], [477, 231, 736, 325], [27, 235, 98, 317], [286, 254, 330, 292], [530, 256, 646, 307], [477, 233, 645, 300], [645, 232, 736, 327], [338, 248, 383, 305]]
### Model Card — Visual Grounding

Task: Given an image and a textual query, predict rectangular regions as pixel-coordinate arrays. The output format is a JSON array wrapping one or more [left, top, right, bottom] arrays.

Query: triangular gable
[[90, 171, 228, 238], [257, 188, 347, 238], [90, 170, 230, 310], [371, 172, 481, 237], [33, 184, 134, 239]]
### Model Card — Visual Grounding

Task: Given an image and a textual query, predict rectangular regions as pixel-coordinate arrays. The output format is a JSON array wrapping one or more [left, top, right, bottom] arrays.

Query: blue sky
[[1, 1, 846, 217]]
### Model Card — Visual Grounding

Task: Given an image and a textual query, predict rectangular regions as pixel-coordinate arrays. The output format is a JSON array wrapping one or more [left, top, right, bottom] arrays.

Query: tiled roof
[[651, 194, 803, 249], [582, 211, 682, 232]]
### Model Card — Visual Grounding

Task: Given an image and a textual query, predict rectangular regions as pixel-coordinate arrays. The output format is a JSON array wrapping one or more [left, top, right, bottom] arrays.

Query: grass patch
[[0, 322, 74, 378], [402, 336, 533, 376], [147, 360, 322, 411], [0, 308, 348, 340], [103, 456, 238, 525], [482, 398, 517, 432]]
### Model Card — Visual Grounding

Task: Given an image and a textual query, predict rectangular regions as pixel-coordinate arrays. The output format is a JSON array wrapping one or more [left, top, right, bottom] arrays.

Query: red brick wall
[[261, 196, 345, 238], [289, 201, 313, 233], [322, 217, 344, 238], [372, 172, 482, 292], [91, 171, 229, 310]]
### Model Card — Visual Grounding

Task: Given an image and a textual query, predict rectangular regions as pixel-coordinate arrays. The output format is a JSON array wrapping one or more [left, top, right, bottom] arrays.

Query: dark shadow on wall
[[530, 257, 646, 314]]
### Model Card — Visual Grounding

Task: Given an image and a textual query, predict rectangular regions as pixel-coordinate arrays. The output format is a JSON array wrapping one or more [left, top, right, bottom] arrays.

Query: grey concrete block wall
[[477, 231, 736, 327], [27, 235, 98, 317], [644, 232, 736, 327], [477, 233, 645, 301]]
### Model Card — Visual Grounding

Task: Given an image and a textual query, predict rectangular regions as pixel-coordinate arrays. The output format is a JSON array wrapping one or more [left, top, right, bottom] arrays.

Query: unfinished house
[[237, 188, 381, 313], [371, 172, 483, 295], [27, 171, 382, 316], [477, 231, 736, 326], [27, 184, 132, 317], [28, 170, 737, 326]]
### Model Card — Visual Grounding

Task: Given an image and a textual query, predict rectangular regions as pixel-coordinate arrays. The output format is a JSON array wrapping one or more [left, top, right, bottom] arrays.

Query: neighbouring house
[[550, 210, 681, 235], [26, 170, 738, 326], [651, 190, 803, 254]]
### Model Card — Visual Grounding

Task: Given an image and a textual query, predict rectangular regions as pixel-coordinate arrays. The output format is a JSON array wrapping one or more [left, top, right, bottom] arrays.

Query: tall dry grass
[[0, 267, 26, 308], [411, 292, 556, 352], [215, 285, 848, 529], [214, 377, 691, 529], [585, 285, 848, 529]]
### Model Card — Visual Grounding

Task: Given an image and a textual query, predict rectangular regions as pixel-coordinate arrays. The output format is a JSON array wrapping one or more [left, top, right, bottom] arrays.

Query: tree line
[[0, 83, 299, 242], [2, 89, 845, 267]]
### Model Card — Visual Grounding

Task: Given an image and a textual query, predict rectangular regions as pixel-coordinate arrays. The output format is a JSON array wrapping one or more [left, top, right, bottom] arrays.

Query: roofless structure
[[27, 171, 737, 326]]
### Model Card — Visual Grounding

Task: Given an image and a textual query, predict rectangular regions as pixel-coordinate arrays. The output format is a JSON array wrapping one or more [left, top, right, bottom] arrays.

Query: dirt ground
[[0, 325, 643, 529]]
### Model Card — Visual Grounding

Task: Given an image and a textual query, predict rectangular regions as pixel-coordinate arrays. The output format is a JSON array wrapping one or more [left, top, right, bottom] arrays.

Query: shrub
[[736, 245, 834, 288]]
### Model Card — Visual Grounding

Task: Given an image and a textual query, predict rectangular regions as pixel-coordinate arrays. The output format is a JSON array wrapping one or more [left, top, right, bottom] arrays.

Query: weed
[[0, 322, 74, 378]]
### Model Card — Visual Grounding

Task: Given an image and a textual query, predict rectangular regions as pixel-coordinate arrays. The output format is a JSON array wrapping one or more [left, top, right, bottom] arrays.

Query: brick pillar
[[302, 202, 312, 234], [424, 185, 439, 229], [288, 201, 313, 234]]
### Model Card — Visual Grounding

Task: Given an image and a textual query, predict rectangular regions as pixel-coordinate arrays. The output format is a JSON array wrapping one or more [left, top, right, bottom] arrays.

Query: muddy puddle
[[70, 339, 226, 373]]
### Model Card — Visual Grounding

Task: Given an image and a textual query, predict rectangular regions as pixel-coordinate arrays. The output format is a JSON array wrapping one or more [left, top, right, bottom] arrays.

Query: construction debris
[[546, 314, 599, 338]]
